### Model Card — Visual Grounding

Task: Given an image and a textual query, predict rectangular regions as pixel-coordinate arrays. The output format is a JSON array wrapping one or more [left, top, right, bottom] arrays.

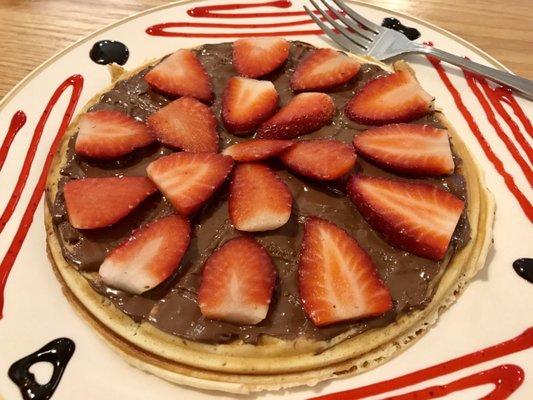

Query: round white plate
[[0, 1, 531, 399]]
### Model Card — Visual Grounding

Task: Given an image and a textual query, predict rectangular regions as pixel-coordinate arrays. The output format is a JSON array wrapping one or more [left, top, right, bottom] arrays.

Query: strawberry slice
[[147, 97, 218, 153], [99, 214, 190, 295], [146, 152, 233, 215], [345, 70, 433, 125], [353, 123, 455, 175], [279, 139, 356, 180], [75, 110, 154, 159], [222, 77, 279, 135], [256, 93, 335, 139], [63, 176, 157, 229], [291, 48, 361, 91], [144, 49, 213, 102], [347, 175, 465, 260], [233, 37, 290, 78], [229, 163, 292, 232], [299, 217, 392, 327], [222, 139, 294, 162], [198, 237, 276, 325]]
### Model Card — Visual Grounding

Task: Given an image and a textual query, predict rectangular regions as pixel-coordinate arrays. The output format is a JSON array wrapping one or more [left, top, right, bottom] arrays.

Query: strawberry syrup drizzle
[[479, 81, 533, 164], [0, 75, 84, 318], [427, 56, 533, 222], [0, 111, 26, 171], [146, 0, 324, 38], [311, 328, 532, 400], [495, 88, 533, 139], [464, 71, 533, 186]]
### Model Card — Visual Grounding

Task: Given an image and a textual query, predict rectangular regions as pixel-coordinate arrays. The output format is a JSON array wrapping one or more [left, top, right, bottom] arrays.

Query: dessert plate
[[0, 1, 531, 399]]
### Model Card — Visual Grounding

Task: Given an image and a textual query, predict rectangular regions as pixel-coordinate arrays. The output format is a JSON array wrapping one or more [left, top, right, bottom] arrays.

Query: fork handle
[[414, 45, 533, 100]]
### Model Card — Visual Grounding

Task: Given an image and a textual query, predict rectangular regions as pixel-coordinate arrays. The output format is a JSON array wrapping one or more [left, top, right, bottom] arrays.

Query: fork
[[305, 0, 533, 100]]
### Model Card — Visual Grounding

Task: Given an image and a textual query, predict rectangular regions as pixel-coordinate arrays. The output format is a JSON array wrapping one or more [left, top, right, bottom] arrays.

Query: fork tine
[[304, 5, 367, 52], [309, 0, 370, 48], [328, 0, 383, 34], [317, 0, 374, 42]]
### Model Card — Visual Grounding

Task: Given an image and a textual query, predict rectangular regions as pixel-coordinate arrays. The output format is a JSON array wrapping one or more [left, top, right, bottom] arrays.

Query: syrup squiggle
[[0, 111, 26, 171], [146, 0, 324, 38], [312, 328, 531, 400], [0, 75, 84, 318], [464, 71, 533, 186]]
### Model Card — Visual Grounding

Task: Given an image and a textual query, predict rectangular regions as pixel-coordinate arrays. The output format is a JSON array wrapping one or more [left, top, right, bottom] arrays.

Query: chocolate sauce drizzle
[[8, 338, 75, 400], [89, 40, 129, 65], [381, 17, 421, 41], [513, 258, 533, 283]]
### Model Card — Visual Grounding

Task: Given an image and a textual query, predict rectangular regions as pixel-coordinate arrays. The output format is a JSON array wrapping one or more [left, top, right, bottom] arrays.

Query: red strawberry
[[144, 49, 213, 102], [299, 217, 392, 327], [198, 237, 276, 324], [256, 93, 335, 139], [291, 48, 361, 91], [347, 175, 465, 260], [222, 77, 279, 135], [99, 214, 190, 295], [146, 152, 233, 215], [222, 139, 294, 162], [63, 176, 157, 229], [229, 163, 292, 232], [147, 97, 218, 153], [345, 70, 433, 125], [233, 37, 289, 78], [75, 110, 154, 159], [353, 123, 455, 175], [279, 139, 356, 180]]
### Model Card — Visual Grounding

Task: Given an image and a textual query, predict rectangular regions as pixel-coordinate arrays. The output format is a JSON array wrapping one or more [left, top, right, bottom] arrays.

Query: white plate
[[0, 1, 531, 399]]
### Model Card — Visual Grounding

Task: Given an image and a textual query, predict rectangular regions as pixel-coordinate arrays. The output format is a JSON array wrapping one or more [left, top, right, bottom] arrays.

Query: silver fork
[[305, 0, 533, 100]]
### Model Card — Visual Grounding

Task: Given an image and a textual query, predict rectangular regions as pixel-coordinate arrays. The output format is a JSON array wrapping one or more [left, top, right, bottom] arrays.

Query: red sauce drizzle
[[311, 327, 532, 400], [146, 0, 324, 38], [0, 75, 84, 318], [0, 111, 26, 171], [464, 71, 533, 186], [479, 82, 533, 164], [427, 57, 533, 222]]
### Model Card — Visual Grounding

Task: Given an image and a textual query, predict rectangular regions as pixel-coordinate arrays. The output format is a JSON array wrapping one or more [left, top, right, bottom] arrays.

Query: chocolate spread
[[50, 41, 471, 344]]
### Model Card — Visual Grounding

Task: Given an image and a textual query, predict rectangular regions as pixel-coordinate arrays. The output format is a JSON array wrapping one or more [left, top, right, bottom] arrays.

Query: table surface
[[0, 0, 531, 99]]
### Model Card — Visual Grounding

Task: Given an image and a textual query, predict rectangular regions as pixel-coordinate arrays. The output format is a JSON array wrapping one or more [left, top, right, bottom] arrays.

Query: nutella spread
[[50, 41, 470, 344]]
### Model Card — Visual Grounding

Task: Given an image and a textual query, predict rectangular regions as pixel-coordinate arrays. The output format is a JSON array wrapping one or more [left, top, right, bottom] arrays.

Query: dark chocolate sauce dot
[[8, 338, 75, 400], [513, 258, 533, 283], [381, 17, 421, 41], [90, 40, 129, 65]]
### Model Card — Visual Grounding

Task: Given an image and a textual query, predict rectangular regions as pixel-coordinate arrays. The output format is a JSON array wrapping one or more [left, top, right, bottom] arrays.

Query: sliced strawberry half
[[198, 236, 276, 325], [233, 37, 290, 78], [144, 49, 213, 102], [299, 217, 392, 327], [229, 163, 292, 232], [75, 110, 154, 159], [347, 175, 465, 260], [291, 48, 361, 91], [222, 77, 279, 135], [63, 176, 157, 229], [99, 214, 190, 295], [147, 97, 218, 153], [222, 139, 295, 162], [345, 70, 433, 125], [279, 139, 356, 180], [146, 152, 233, 215], [256, 93, 335, 139], [353, 123, 455, 175]]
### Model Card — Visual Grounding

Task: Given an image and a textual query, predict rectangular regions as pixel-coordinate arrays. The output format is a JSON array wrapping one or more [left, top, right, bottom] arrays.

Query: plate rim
[[0, 0, 514, 116]]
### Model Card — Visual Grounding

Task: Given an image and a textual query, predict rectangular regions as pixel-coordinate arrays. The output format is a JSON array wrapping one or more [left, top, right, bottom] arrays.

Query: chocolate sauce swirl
[[8, 338, 75, 400], [513, 258, 533, 283]]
